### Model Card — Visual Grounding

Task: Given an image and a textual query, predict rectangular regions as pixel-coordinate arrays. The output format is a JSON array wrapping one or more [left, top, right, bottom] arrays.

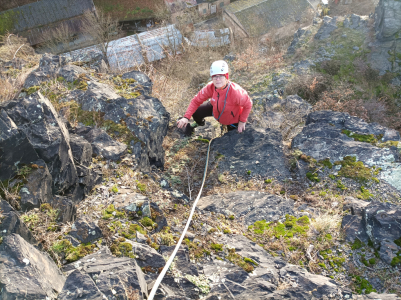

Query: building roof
[[0, 0, 94, 33], [164, 0, 197, 13], [225, 0, 313, 37]]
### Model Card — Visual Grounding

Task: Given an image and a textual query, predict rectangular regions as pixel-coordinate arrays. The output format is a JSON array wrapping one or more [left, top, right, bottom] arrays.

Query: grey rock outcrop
[[314, 16, 339, 40], [0, 200, 38, 246], [198, 191, 294, 226], [122, 70, 153, 96], [69, 134, 93, 166], [19, 159, 52, 211], [58, 64, 87, 83], [292, 110, 401, 192], [74, 126, 127, 161], [62, 248, 148, 299], [0, 234, 66, 299], [3, 92, 77, 195], [211, 127, 290, 179], [69, 216, 103, 244]]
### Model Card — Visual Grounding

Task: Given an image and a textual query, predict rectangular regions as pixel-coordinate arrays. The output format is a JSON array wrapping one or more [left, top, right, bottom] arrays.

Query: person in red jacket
[[177, 60, 252, 135]]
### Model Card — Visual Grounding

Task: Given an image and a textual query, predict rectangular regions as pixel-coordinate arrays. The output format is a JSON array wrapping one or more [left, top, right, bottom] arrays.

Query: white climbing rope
[[148, 137, 215, 300]]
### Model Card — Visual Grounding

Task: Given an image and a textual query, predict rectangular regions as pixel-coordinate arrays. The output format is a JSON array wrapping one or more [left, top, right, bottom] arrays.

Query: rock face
[[0, 200, 38, 246], [369, 0, 401, 74], [19, 159, 52, 211], [2, 92, 77, 195], [211, 127, 290, 179], [198, 191, 294, 226], [314, 16, 339, 40], [0, 234, 66, 299], [62, 248, 148, 299], [74, 126, 127, 161], [292, 110, 401, 192], [69, 217, 103, 244], [122, 70, 153, 96]]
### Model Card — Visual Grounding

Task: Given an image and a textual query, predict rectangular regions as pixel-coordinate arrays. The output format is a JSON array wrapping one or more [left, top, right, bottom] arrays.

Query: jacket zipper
[[216, 91, 220, 116]]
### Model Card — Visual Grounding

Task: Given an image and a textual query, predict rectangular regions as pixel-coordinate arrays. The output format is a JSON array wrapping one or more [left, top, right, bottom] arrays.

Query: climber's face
[[212, 74, 227, 89]]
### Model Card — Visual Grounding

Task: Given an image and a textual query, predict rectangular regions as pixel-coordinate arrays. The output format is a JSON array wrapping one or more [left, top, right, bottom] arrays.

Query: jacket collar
[[215, 81, 230, 93]]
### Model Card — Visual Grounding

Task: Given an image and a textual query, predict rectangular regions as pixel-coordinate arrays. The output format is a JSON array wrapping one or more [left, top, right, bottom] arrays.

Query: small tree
[[81, 8, 122, 66]]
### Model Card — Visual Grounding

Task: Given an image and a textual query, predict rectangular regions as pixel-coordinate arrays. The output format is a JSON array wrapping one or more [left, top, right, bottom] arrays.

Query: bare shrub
[[39, 22, 76, 54], [285, 73, 330, 104], [81, 9, 122, 66], [0, 34, 36, 61]]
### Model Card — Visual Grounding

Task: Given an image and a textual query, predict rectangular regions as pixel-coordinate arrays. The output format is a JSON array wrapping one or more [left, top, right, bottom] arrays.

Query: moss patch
[[334, 156, 379, 183], [248, 215, 309, 239], [52, 240, 95, 262]]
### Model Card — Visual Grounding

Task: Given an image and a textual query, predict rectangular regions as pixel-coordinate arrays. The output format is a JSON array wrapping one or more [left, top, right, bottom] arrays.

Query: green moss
[[329, 174, 336, 180], [357, 186, 373, 200], [319, 158, 333, 169], [211, 243, 223, 252], [223, 229, 231, 234], [306, 172, 320, 182], [336, 180, 347, 190], [137, 181, 147, 192], [394, 237, 401, 247], [140, 217, 155, 228], [0, 10, 19, 35], [110, 185, 118, 193], [351, 238, 364, 250], [250, 215, 309, 239], [319, 262, 327, 269], [52, 240, 95, 262], [341, 129, 378, 144], [102, 204, 125, 220], [391, 256, 401, 267], [247, 170, 251, 175], [378, 140, 400, 148], [265, 179, 272, 184], [229, 215, 235, 220], [243, 257, 258, 266], [368, 258, 376, 265], [196, 138, 210, 144], [335, 156, 377, 183], [110, 238, 135, 258], [226, 249, 255, 272], [354, 276, 377, 294]]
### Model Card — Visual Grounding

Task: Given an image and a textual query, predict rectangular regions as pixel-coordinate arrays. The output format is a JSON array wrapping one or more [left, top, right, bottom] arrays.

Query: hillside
[[0, 0, 401, 299]]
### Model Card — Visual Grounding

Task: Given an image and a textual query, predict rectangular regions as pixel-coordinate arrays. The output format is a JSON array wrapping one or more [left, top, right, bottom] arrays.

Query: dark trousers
[[192, 102, 238, 131]]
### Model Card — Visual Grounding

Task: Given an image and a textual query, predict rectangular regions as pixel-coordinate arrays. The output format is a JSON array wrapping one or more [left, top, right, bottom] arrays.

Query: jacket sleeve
[[238, 90, 252, 123], [183, 83, 214, 120]]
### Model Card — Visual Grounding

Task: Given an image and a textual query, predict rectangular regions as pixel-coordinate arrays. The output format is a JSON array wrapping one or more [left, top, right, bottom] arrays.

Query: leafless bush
[[40, 22, 76, 54], [81, 9, 122, 66], [285, 73, 330, 104]]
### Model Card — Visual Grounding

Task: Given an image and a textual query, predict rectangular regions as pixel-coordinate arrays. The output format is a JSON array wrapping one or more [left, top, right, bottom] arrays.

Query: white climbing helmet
[[210, 60, 229, 77]]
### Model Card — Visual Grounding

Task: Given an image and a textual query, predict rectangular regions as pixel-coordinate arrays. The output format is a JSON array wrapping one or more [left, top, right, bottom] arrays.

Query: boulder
[[48, 195, 77, 223], [0, 200, 38, 246], [58, 64, 86, 83], [62, 248, 148, 299], [341, 215, 369, 243], [122, 70, 153, 96], [314, 16, 339, 40], [292, 110, 401, 192], [211, 127, 290, 180], [19, 159, 52, 212], [75, 126, 127, 161], [378, 239, 400, 265], [69, 216, 103, 244], [58, 269, 106, 300], [132, 242, 166, 270], [343, 196, 370, 217], [0, 109, 39, 181], [0, 234, 65, 299], [24, 54, 68, 88], [76, 80, 121, 112], [73, 164, 103, 200], [3, 93, 78, 195], [69, 134, 93, 167], [160, 244, 199, 276], [198, 191, 294, 226], [363, 201, 401, 248], [354, 292, 401, 299], [375, 0, 401, 41]]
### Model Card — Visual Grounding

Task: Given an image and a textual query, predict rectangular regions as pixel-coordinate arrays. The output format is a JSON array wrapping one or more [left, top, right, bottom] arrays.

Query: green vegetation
[[351, 239, 364, 250], [52, 240, 95, 262], [336, 180, 347, 190], [306, 171, 320, 182], [211, 243, 223, 252], [248, 215, 310, 239], [265, 179, 272, 184], [318, 158, 333, 169], [341, 130, 379, 144], [357, 186, 373, 200], [334, 156, 379, 183], [353, 275, 377, 294], [136, 181, 147, 193], [110, 237, 135, 258], [0, 10, 18, 35], [110, 185, 118, 193], [140, 217, 156, 228], [102, 204, 125, 220], [226, 248, 256, 273]]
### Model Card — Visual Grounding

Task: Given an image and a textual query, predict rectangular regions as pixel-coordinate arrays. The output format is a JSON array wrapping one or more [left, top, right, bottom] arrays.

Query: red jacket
[[183, 81, 252, 125]]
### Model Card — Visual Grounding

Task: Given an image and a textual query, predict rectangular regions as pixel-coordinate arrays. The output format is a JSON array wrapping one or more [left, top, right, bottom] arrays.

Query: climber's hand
[[238, 121, 246, 133], [177, 118, 189, 129]]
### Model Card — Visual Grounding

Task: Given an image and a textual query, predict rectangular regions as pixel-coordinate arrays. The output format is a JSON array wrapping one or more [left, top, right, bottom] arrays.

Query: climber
[[176, 60, 252, 135]]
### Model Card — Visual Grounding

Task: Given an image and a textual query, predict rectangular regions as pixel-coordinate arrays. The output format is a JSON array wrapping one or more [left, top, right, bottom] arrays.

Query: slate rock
[[19, 159, 52, 211], [160, 244, 199, 276], [113, 192, 150, 213], [132, 242, 166, 270], [198, 191, 294, 226], [122, 70, 153, 96], [69, 134, 93, 166], [354, 292, 401, 299], [0, 234, 65, 299], [0, 109, 39, 181], [48, 195, 77, 223], [292, 110, 401, 192], [343, 14, 369, 31], [3, 93, 78, 195], [211, 127, 290, 179], [75, 126, 127, 161], [341, 215, 369, 243], [62, 248, 148, 299], [150, 202, 168, 233], [378, 239, 400, 265], [70, 216, 103, 244], [0, 200, 38, 246], [314, 16, 339, 40], [343, 196, 369, 217], [77, 80, 121, 111], [58, 64, 86, 83], [375, 0, 401, 41], [24, 54, 68, 88], [363, 201, 401, 248], [73, 164, 103, 200], [58, 269, 106, 300]]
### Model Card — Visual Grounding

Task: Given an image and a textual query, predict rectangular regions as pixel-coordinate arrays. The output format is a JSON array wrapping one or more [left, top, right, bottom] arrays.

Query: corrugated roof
[[225, 0, 313, 37], [66, 25, 183, 72], [189, 28, 230, 47], [0, 0, 94, 32]]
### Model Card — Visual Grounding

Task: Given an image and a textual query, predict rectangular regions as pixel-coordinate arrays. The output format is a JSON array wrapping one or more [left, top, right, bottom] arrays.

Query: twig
[[13, 44, 25, 60]]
